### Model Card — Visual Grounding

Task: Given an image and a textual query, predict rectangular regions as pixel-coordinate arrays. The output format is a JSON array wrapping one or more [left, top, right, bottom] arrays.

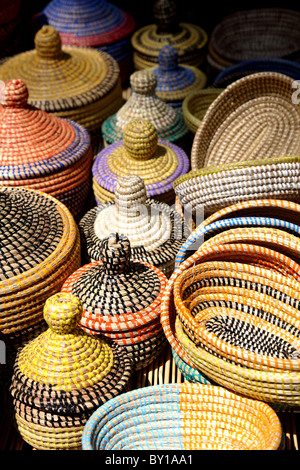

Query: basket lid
[[0, 25, 121, 113], [95, 119, 189, 196], [102, 71, 188, 143], [80, 175, 188, 267], [41, 0, 136, 47], [0, 79, 90, 180]]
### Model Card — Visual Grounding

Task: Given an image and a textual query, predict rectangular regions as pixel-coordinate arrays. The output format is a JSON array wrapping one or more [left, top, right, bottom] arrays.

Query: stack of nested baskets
[[94, 119, 189, 205], [0, 79, 93, 219], [131, 0, 207, 70], [61, 233, 168, 370], [9, 292, 133, 450], [79, 175, 189, 277], [0, 187, 81, 380], [0, 25, 124, 150], [161, 199, 300, 410], [207, 8, 300, 78], [101, 70, 188, 147], [38, 0, 136, 84], [150, 45, 207, 110], [81, 383, 283, 450], [0, 0, 22, 60]]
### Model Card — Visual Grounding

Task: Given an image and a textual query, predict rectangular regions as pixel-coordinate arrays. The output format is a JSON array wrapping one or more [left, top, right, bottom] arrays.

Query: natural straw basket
[[150, 45, 207, 110], [182, 88, 223, 134], [101, 70, 188, 146], [94, 119, 189, 205], [0, 78, 93, 219], [82, 383, 283, 450], [79, 175, 189, 277], [190, 72, 300, 170], [0, 25, 124, 135], [9, 292, 133, 450], [131, 0, 207, 70], [174, 154, 300, 218], [61, 233, 168, 370]]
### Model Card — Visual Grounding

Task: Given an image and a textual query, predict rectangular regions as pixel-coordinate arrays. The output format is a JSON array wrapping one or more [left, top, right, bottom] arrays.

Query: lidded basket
[[9, 292, 133, 450], [61, 233, 168, 370], [101, 70, 189, 146], [80, 175, 189, 277], [0, 78, 93, 218], [95, 119, 189, 205]]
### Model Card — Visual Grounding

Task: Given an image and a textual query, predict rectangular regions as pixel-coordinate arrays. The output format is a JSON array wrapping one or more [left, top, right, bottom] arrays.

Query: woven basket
[[174, 154, 300, 218], [79, 175, 189, 277], [0, 25, 124, 135], [208, 8, 300, 76], [150, 45, 207, 109], [182, 88, 223, 134], [0, 78, 93, 219], [61, 233, 168, 370], [9, 292, 133, 450], [190, 72, 300, 170], [131, 0, 207, 70], [82, 382, 282, 450], [95, 119, 189, 205], [102, 70, 188, 145], [213, 58, 300, 88]]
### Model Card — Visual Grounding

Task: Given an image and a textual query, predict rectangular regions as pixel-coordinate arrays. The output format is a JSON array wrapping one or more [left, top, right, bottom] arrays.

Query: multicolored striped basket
[[131, 0, 207, 70], [95, 119, 189, 205], [150, 45, 207, 109], [0, 187, 81, 381], [190, 72, 300, 170], [79, 175, 189, 277], [38, 0, 136, 83], [207, 8, 300, 77], [61, 233, 168, 370], [101, 70, 189, 146], [182, 88, 223, 134], [9, 292, 133, 450], [82, 383, 283, 450], [174, 154, 300, 218], [213, 58, 300, 88], [160, 199, 300, 409], [0, 25, 124, 137], [0, 78, 93, 219]]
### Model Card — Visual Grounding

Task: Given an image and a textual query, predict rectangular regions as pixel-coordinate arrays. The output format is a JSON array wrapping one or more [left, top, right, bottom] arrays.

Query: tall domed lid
[[0, 79, 90, 180], [101, 70, 188, 144], [41, 0, 136, 47], [0, 25, 121, 113], [94, 119, 189, 198]]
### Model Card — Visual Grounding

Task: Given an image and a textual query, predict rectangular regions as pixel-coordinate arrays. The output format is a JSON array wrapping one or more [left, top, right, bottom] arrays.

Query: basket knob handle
[[123, 119, 158, 160], [0, 79, 28, 107], [35, 25, 63, 60], [100, 233, 131, 274], [43, 292, 83, 334], [130, 70, 157, 95], [115, 175, 147, 217]]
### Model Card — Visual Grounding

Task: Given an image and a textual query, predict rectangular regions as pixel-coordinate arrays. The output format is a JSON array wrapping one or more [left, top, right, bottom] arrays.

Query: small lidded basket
[[9, 292, 133, 450]]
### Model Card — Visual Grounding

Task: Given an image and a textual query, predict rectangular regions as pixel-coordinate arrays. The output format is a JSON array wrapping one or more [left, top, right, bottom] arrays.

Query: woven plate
[[0, 25, 123, 133], [80, 175, 189, 276], [82, 383, 282, 450], [182, 88, 223, 134], [9, 292, 133, 450], [191, 72, 300, 170], [101, 70, 188, 145]]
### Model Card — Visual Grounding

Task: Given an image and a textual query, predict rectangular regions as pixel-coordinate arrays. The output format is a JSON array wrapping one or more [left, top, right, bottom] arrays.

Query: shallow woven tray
[[182, 88, 223, 134]]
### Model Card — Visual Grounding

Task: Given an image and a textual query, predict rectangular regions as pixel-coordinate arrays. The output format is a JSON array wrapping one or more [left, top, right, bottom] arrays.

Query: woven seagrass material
[[208, 9, 300, 77], [61, 233, 168, 370], [174, 155, 300, 218], [190, 72, 300, 170], [79, 175, 189, 277], [160, 200, 300, 408], [213, 58, 300, 88], [38, 0, 136, 83], [131, 0, 207, 70], [94, 119, 189, 205], [182, 88, 223, 134], [9, 292, 133, 450], [82, 382, 282, 450], [101, 70, 188, 145], [150, 45, 207, 109], [0, 25, 124, 135], [0, 78, 93, 218]]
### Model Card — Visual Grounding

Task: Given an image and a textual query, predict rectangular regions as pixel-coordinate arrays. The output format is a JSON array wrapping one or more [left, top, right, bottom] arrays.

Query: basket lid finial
[[35, 25, 63, 60], [158, 45, 179, 71], [43, 292, 83, 334], [115, 175, 147, 217], [0, 79, 29, 107], [130, 70, 157, 95], [123, 119, 158, 160], [100, 233, 131, 274]]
